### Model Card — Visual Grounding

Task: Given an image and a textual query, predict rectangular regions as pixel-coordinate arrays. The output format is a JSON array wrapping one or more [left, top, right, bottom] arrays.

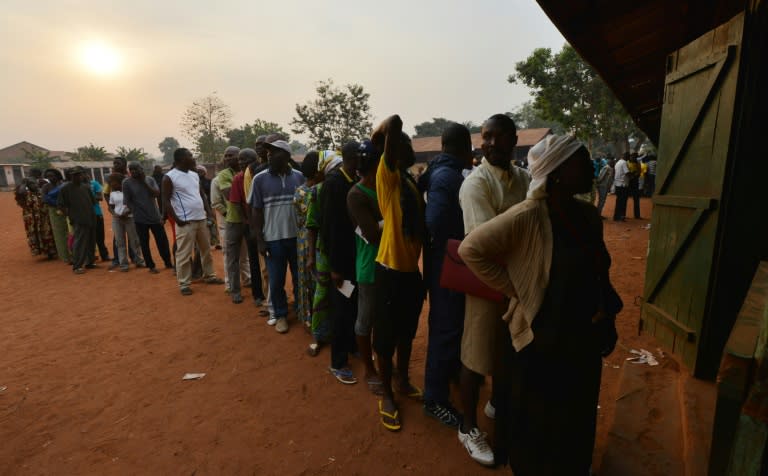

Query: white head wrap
[[526, 134, 585, 199], [317, 150, 342, 174]]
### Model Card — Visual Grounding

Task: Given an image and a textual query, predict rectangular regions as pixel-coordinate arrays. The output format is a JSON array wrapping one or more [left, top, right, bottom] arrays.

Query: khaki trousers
[[175, 219, 216, 287]]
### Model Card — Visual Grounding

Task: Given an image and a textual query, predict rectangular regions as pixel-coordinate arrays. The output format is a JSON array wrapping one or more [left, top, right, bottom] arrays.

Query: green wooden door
[[641, 13, 743, 373]]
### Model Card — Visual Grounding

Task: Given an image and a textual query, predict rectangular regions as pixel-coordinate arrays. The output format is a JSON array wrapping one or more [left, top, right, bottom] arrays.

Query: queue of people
[[15, 114, 624, 475]]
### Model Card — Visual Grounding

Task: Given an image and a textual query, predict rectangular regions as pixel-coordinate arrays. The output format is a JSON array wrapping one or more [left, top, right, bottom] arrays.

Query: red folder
[[440, 239, 505, 302]]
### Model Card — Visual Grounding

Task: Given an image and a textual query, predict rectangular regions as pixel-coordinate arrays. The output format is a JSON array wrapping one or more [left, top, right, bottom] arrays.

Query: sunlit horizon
[[0, 0, 567, 158], [76, 40, 123, 78]]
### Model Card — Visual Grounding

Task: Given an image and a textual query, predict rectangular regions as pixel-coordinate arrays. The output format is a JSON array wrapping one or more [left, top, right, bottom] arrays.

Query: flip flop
[[378, 400, 401, 431], [398, 382, 423, 400]]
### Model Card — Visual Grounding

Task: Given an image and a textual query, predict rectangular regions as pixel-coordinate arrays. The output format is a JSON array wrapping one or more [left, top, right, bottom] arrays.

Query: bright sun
[[78, 41, 122, 77]]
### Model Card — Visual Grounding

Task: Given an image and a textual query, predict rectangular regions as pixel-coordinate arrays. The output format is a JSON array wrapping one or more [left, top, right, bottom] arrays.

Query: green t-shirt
[[353, 184, 379, 284]]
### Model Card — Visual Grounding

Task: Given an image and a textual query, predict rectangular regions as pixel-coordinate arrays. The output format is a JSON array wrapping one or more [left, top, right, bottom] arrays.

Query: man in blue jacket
[[418, 123, 474, 427]]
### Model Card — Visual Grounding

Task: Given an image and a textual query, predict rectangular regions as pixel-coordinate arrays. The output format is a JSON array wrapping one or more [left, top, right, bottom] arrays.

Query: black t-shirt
[[58, 182, 95, 226]]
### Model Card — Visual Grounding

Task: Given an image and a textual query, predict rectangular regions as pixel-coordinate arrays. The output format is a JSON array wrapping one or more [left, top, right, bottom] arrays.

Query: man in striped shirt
[[249, 140, 305, 334]]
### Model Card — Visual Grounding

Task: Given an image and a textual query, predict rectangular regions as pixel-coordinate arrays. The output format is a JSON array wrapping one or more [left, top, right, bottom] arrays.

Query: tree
[[72, 143, 108, 161], [413, 117, 455, 137], [291, 79, 372, 150], [289, 140, 308, 155], [115, 146, 148, 162], [180, 93, 232, 163], [413, 117, 481, 138], [508, 44, 646, 153], [158, 137, 180, 164], [507, 101, 565, 133], [462, 121, 483, 134], [227, 119, 289, 149], [23, 148, 52, 170]]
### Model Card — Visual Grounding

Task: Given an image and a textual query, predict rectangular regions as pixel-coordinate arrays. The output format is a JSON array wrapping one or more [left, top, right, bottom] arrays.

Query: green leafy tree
[[414, 117, 455, 137], [291, 79, 372, 150], [115, 146, 148, 162], [289, 140, 308, 155], [509, 44, 645, 153], [23, 148, 52, 169], [227, 119, 290, 149], [507, 101, 565, 133], [413, 117, 481, 138], [180, 92, 232, 163], [462, 121, 483, 134], [72, 143, 108, 161], [158, 137, 180, 164]]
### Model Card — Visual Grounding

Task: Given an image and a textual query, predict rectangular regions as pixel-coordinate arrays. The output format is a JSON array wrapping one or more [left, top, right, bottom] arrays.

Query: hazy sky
[[0, 0, 566, 157]]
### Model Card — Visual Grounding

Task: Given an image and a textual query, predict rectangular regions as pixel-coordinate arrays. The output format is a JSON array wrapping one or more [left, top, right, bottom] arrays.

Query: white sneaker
[[484, 401, 496, 419], [267, 317, 277, 326], [458, 427, 495, 466]]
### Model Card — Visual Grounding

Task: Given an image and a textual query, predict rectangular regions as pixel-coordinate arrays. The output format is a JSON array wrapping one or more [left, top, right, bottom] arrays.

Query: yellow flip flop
[[398, 383, 423, 401], [378, 400, 401, 431]]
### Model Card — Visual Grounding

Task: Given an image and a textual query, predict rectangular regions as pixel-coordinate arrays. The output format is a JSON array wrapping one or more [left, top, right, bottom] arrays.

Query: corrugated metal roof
[[412, 127, 551, 154], [51, 161, 114, 168]]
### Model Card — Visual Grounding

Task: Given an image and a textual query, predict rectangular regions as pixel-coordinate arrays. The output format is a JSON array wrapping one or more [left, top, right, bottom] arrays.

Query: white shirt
[[459, 159, 531, 234], [613, 159, 629, 187], [109, 190, 129, 216], [166, 168, 206, 221]]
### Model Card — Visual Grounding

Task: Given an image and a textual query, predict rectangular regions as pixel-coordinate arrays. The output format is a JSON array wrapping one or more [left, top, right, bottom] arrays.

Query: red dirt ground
[[0, 193, 654, 475]]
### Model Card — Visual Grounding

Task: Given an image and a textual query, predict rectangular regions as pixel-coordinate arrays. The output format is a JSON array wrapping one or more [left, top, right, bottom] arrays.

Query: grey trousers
[[112, 215, 145, 268], [596, 186, 610, 217], [225, 222, 249, 295]]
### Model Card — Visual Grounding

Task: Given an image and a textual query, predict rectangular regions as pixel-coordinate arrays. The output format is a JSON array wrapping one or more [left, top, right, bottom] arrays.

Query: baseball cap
[[264, 140, 292, 155], [358, 140, 378, 159]]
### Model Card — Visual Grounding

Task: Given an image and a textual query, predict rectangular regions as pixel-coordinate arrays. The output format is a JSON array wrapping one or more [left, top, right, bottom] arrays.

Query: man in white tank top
[[162, 148, 224, 295]]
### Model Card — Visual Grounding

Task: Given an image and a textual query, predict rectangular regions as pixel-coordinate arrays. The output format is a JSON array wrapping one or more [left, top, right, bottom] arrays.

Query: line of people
[[15, 112, 622, 474], [193, 113, 622, 474], [593, 151, 657, 220], [15, 160, 174, 275]]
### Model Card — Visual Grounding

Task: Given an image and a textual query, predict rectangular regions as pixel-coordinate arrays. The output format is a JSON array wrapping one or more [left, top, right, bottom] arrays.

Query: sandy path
[[0, 192, 653, 475]]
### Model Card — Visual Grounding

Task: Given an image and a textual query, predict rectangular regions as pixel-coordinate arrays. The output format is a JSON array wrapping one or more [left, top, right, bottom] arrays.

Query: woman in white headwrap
[[459, 135, 622, 475]]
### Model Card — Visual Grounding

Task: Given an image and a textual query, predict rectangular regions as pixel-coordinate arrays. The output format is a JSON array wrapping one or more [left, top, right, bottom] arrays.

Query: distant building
[[411, 128, 552, 165], [0, 141, 117, 189], [0, 141, 70, 163], [0, 164, 29, 190], [51, 161, 115, 183], [0, 141, 69, 190]]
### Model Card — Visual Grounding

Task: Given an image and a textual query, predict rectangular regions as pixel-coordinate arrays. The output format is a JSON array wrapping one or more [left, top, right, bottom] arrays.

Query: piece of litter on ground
[[0, 385, 7, 393], [627, 349, 659, 366], [182, 373, 206, 381], [642, 224, 651, 230], [328, 457, 336, 462], [632, 256, 643, 260]]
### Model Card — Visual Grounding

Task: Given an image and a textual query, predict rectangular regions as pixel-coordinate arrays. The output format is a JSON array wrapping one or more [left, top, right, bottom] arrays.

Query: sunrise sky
[[0, 0, 566, 157]]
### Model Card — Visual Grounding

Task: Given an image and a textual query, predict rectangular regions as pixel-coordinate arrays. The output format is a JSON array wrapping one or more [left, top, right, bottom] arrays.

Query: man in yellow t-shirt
[[371, 115, 425, 432]]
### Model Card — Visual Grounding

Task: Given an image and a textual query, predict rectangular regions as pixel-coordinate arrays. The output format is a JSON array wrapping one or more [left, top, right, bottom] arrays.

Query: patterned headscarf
[[317, 150, 342, 174]]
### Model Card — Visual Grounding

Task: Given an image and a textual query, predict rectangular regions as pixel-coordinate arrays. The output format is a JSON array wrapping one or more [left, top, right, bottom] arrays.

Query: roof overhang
[[535, 0, 745, 144]]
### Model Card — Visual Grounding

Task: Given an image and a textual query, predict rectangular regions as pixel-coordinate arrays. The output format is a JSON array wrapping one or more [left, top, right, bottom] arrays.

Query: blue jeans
[[265, 238, 299, 318], [424, 246, 465, 405]]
